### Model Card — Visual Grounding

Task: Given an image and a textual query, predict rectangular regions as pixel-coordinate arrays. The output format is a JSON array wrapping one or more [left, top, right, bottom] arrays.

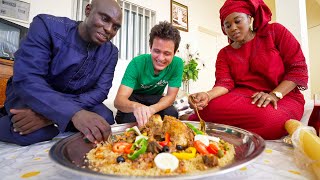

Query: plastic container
[[308, 94, 320, 136], [285, 119, 320, 179]]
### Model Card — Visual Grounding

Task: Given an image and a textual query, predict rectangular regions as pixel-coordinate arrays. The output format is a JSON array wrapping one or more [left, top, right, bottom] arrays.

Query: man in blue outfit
[[0, 0, 122, 146]]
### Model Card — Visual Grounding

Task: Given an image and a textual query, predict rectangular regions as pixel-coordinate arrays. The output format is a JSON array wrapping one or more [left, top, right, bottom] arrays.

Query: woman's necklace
[[232, 31, 255, 49]]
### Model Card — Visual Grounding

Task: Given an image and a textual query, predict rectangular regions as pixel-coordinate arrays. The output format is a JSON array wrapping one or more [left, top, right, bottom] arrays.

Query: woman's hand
[[251, 92, 278, 109], [189, 92, 210, 110]]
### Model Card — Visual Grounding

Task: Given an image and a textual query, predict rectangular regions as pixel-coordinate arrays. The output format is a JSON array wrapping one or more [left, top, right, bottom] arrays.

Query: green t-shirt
[[121, 54, 183, 95]]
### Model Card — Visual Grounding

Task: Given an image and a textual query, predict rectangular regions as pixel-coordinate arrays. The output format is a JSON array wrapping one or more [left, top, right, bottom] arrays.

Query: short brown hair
[[149, 21, 181, 53]]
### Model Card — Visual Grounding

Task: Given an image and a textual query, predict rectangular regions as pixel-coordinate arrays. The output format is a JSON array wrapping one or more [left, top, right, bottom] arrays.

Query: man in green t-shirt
[[114, 21, 183, 127]]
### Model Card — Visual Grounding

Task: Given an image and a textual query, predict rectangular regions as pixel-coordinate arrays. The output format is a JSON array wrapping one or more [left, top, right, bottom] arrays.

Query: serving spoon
[[188, 95, 206, 132]]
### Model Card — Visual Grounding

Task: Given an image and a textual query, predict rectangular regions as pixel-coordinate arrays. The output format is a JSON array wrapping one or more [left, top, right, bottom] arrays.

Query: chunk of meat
[[146, 140, 163, 154], [143, 115, 195, 148], [202, 154, 218, 167], [162, 115, 194, 147], [142, 114, 163, 139]]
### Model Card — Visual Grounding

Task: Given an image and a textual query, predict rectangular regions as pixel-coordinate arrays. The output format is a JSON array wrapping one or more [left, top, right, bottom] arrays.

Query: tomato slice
[[124, 144, 133, 154], [194, 140, 209, 155], [206, 143, 218, 154], [112, 142, 132, 153]]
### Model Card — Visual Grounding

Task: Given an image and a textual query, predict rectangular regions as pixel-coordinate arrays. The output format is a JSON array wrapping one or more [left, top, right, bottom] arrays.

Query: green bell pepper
[[186, 123, 204, 135], [126, 126, 142, 136], [128, 138, 148, 160]]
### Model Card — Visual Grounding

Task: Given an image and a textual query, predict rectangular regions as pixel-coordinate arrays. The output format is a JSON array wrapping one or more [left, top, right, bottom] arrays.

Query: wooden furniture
[[0, 58, 13, 107]]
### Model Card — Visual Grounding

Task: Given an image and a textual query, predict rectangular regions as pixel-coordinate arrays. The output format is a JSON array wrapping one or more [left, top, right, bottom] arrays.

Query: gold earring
[[249, 17, 254, 31]]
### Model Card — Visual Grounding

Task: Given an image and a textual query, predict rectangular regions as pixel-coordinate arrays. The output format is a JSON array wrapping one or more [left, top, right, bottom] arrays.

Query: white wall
[[275, 0, 311, 100], [28, 0, 75, 22], [308, 25, 320, 95], [306, 0, 320, 97], [1, 0, 75, 28], [179, 0, 228, 93]]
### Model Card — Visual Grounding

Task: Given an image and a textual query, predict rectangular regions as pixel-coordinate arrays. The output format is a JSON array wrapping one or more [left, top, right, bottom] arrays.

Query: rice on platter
[[86, 115, 235, 176]]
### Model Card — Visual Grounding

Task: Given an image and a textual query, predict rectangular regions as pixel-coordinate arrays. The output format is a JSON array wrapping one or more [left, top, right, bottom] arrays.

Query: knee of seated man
[[162, 106, 179, 118], [0, 116, 57, 146]]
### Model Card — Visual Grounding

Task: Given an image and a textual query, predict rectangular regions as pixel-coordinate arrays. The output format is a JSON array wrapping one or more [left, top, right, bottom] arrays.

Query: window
[[75, 0, 156, 61]]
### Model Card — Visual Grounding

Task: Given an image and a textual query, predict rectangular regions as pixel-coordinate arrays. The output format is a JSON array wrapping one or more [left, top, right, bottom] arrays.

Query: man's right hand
[[133, 104, 155, 127], [71, 110, 111, 143]]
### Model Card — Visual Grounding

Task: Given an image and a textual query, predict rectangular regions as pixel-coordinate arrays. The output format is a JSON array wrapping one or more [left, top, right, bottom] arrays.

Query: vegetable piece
[[83, 138, 90, 143], [162, 145, 170, 152], [186, 123, 204, 135], [116, 156, 125, 163], [176, 145, 184, 150], [223, 143, 230, 151], [194, 134, 209, 146], [207, 135, 220, 143], [142, 132, 147, 136], [112, 142, 132, 153], [206, 143, 218, 155], [135, 135, 148, 142], [194, 140, 209, 155], [154, 153, 179, 172], [217, 149, 224, 158], [124, 144, 133, 154], [128, 138, 148, 160], [159, 132, 170, 147], [126, 126, 142, 136], [172, 147, 196, 160]]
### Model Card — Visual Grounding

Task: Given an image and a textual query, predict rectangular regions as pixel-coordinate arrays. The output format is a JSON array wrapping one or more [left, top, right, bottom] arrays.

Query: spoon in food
[[188, 95, 206, 132]]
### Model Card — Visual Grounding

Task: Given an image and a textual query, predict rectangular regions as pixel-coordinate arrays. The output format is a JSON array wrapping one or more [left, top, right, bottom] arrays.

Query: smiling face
[[223, 12, 252, 44], [150, 37, 175, 75], [80, 0, 122, 45]]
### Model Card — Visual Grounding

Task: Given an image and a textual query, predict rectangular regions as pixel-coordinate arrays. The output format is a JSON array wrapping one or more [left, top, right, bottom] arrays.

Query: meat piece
[[147, 140, 162, 154], [162, 115, 194, 147], [142, 114, 163, 139], [123, 131, 136, 143], [144, 115, 194, 148], [202, 154, 218, 167]]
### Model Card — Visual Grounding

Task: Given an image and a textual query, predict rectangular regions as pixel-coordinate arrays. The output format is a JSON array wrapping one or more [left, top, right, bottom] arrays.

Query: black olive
[[176, 145, 184, 150], [116, 156, 125, 163], [162, 145, 170, 152]]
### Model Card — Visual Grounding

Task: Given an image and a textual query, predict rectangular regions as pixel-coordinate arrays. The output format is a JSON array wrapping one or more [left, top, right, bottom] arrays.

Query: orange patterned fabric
[[0, 78, 8, 107]]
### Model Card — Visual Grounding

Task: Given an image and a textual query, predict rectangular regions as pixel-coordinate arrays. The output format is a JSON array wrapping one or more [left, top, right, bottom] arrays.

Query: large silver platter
[[49, 121, 265, 179]]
